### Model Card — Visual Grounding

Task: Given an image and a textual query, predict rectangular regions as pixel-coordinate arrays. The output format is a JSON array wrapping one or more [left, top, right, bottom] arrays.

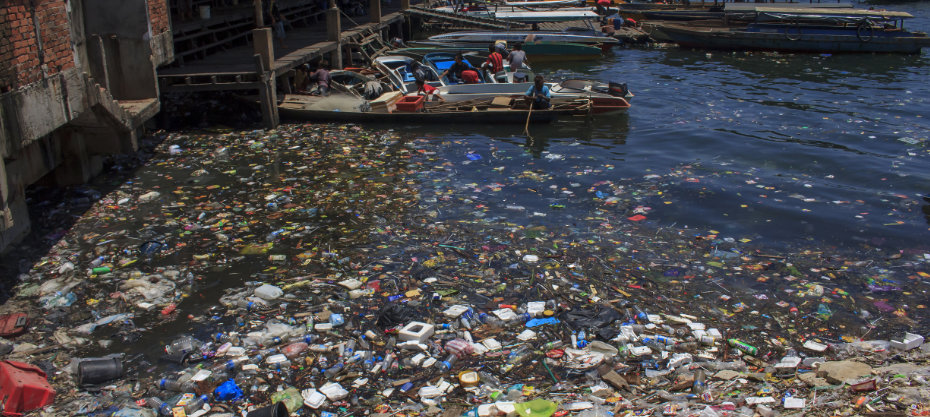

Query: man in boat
[[525, 75, 551, 110], [415, 79, 445, 103], [439, 53, 472, 84], [482, 45, 504, 80], [507, 44, 529, 83], [310, 61, 332, 97]]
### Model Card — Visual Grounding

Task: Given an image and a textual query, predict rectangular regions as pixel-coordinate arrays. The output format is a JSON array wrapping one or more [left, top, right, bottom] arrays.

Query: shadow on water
[[0, 136, 169, 304]]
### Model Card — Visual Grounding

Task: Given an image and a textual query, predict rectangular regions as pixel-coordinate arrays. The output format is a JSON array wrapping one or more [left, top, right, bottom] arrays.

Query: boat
[[645, 7, 930, 54], [430, 79, 632, 107], [433, 5, 601, 22], [276, 93, 620, 123], [409, 41, 605, 61], [371, 55, 443, 93], [420, 51, 493, 85], [426, 30, 618, 47], [502, 0, 580, 7]]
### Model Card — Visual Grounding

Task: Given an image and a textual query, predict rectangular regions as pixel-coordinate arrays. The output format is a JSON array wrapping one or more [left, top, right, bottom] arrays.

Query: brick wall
[[148, 0, 170, 35], [0, 0, 75, 93]]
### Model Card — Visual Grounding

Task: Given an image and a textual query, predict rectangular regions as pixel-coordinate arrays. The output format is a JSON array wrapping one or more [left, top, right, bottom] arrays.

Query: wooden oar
[[524, 100, 534, 137]]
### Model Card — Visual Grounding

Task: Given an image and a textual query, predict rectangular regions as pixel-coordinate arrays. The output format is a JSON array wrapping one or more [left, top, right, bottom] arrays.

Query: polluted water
[[0, 122, 928, 417]]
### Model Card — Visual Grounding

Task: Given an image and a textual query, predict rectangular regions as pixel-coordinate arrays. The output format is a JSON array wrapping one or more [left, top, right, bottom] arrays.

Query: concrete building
[[0, 0, 173, 252]]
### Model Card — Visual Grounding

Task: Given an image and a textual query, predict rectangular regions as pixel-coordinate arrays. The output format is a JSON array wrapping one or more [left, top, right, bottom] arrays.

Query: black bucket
[[78, 356, 124, 385], [246, 402, 288, 417]]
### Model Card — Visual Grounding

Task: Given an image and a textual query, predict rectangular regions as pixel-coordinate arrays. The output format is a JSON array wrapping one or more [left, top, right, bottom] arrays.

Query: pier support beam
[[370, 0, 382, 24], [326, 0, 343, 69], [252, 28, 279, 129], [401, 0, 410, 10], [253, 0, 265, 27]]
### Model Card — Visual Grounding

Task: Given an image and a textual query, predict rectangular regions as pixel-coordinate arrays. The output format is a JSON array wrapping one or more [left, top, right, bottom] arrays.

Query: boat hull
[[656, 23, 930, 54]]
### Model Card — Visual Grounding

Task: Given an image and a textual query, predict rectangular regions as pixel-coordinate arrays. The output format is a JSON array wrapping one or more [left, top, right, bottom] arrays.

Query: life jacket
[[487, 52, 504, 73]]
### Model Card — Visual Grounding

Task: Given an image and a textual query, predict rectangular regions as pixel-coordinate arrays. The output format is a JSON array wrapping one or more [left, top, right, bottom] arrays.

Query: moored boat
[[276, 93, 620, 123], [645, 7, 930, 54]]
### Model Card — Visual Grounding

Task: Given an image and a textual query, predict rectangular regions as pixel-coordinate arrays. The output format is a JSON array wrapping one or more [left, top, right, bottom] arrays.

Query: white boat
[[426, 79, 632, 104], [372, 55, 444, 93], [433, 5, 600, 22], [427, 30, 618, 46], [502, 0, 580, 7]]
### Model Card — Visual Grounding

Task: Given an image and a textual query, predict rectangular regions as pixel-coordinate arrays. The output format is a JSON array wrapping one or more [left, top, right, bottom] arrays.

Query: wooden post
[[254, 54, 279, 129], [254, 0, 264, 27], [253, 28, 279, 129], [370, 0, 382, 23], [327, 0, 343, 69], [401, 0, 410, 10]]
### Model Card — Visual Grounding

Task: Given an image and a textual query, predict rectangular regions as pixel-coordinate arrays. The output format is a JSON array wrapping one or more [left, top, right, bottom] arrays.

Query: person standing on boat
[[482, 45, 504, 80], [439, 53, 471, 84], [507, 44, 529, 83], [525, 75, 551, 110], [415, 79, 445, 102]]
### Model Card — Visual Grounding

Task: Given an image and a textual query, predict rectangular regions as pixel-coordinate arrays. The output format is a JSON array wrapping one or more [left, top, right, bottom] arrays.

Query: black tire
[[857, 22, 874, 42], [785, 21, 801, 41]]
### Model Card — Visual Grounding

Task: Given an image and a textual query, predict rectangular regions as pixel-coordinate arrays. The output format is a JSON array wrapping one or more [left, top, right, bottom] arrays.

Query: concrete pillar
[[254, 0, 265, 27], [327, 0, 341, 42], [0, 156, 30, 254], [370, 0, 382, 23], [53, 131, 102, 186], [327, 0, 343, 69], [253, 27, 275, 69]]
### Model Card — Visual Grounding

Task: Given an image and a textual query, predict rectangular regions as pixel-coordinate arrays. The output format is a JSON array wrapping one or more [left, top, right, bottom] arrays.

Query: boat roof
[[738, 6, 913, 19]]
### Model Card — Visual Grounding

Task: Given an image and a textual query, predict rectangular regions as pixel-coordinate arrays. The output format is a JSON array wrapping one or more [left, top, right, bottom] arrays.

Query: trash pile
[[1, 123, 928, 417]]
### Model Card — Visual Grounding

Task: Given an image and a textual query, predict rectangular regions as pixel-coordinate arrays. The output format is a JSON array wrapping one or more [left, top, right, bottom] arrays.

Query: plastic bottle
[[727, 339, 758, 356], [693, 369, 706, 394], [179, 395, 210, 414], [437, 354, 457, 372], [159, 378, 197, 393], [324, 362, 344, 378], [146, 397, 172, 416], [212, 357, 249, 372], [165, 336, 204, 363]]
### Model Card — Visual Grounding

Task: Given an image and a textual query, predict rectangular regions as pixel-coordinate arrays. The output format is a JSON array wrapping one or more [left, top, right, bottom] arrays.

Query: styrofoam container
[[319, 382, 348, 400], [443, 305, 469, 318], [419, 385, 442, 398], [398, 321, 434, 343], [517, 329, 536, 341], [492, 308, 517, 321], [303, 388, 326, 408], [803, 340, 828, 352], [890, 332, 924, 351], [482, 338, 502, 351], [526, 301, 545, 316]]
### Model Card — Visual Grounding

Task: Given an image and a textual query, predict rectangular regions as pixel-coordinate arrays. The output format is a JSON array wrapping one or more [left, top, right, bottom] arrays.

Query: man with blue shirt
[[525, 75, 551, 109]]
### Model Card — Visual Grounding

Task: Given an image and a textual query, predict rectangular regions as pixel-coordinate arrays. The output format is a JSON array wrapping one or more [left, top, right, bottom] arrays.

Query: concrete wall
[[0, 0, 76, 92], [0, 0, 173, 253]]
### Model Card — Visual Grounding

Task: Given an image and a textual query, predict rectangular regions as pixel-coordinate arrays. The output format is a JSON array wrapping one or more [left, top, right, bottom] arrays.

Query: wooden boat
[[276, 93, 615, 123], [646, 8, 930, 54]]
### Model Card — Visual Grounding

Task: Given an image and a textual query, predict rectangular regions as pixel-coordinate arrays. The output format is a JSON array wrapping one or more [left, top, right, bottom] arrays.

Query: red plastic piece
[[395, 95, 424, 112], [0, 361, 55, 416], [0, 314, 27, 338]]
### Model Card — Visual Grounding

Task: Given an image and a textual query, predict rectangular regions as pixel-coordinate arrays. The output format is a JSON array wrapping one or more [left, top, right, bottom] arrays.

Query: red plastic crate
[[395, 95, 424, 112], [0, 361, 55, 416]]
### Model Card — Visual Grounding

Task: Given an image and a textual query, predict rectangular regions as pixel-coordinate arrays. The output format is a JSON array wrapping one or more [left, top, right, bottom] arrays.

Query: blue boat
[[646, 7, 930, 54]]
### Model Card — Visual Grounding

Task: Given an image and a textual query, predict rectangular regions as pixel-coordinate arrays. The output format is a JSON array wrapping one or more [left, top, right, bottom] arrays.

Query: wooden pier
[[157, 0, 413, 127]]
